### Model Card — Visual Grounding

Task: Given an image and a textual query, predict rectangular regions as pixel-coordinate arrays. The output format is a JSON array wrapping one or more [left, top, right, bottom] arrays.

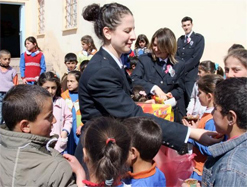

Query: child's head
[[79, 60, 89, 73], [197, 74, 224, 107], [2, 84, 55, 137], [131, 85, 148, 102], [37, 71, 61, 98], [213, 77, 247, 135], [198, 60, 224, 77], [227, 43, 244, 53], [83, 117, 131, 185], [25, 36, 40, 52], [64, 53, 78, 71], [123, 117, 162, 163], [81, 35, 97, 53], [129, 56, 139, 70], [67, 70, 81, 92], [0, 49, 11, 68], [135, 34, 149, 49], [224, 48, 247, 78]]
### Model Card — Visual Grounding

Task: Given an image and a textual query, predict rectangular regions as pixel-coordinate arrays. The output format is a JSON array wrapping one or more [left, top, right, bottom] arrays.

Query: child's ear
[[83, 148, 89, 163], [207, 93, 213, 100], [19, 120, 31, 133], [130, 147, 139, 160], [227, 110, 237, 126]]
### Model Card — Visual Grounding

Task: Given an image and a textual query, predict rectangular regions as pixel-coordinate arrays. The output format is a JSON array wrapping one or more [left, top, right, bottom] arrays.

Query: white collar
[[102, 47, 123, 69], [159, 57, 168, 63], [205, 107, 214, 114], [186, 31, 193, 38]]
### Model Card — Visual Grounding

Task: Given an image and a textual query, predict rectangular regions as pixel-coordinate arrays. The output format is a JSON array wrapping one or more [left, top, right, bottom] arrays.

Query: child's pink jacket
[[51, 97, 72, 152]]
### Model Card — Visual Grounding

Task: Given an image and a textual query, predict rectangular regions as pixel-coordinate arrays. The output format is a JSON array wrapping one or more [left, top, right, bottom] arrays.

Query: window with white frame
[[65, 0, 77, 29], [38, 0, 45, 34]]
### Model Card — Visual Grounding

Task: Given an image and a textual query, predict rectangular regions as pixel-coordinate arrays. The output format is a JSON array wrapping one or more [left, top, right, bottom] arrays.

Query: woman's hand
[[153, 86, 168, 101]]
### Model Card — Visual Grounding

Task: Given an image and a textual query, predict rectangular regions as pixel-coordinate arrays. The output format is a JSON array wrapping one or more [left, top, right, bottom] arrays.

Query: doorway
[[0, 4, 24, 57]]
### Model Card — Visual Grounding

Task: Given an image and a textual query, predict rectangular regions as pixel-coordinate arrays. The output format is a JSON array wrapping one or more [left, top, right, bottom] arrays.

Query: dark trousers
[[74, 125, 89, 178]]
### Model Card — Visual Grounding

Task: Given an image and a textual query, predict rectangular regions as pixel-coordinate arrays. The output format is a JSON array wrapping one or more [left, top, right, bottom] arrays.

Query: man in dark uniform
[[176, 16, 205, 107]]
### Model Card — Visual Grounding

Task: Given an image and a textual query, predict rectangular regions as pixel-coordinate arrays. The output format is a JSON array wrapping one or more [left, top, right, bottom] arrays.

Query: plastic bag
[[154, 145, 195, 187]]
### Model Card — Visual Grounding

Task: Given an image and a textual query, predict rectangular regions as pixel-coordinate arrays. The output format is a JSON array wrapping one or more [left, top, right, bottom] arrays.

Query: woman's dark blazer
[[78, 47, 188, 151], [131, 53, 186, 116]]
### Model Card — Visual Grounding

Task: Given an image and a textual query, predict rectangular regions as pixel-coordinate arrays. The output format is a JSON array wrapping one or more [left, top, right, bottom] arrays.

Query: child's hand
[[144, 99, 155, 104], [63, 154, 86, 187], [76, 126, 82, 136], [22, 78, 28, 84], [166, 92, 173, 98], [61, 131, 68, 138]]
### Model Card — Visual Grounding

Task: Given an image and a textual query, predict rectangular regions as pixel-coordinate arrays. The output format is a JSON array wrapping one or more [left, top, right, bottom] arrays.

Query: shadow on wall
[[41, 32, 66, 78]]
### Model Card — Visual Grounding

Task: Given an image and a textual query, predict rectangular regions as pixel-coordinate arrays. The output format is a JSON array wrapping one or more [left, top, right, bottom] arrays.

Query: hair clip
[[106, 138, 116, 145], [215, 63, 219, 71], [105, 178, 114, 186]]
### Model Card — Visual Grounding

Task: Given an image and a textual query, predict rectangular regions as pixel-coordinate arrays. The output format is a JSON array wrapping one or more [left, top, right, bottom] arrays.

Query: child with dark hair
[[20, 36, 46, 84], [64, 117, 131, 187], [134, 34, 150, 57], [123, 117, 166, 186], [0, 49, 18, 124], [37, 71, 72, 153], [0, 84, 76, 186], [62, 70, 82, 155], [126, 56, 138, 75], [183, 74, 224, 182], [187, 60, 224, 118], [202, 77, 247, 186], [227, 43, 244, 53], [79, 60, 89, 73], [61, 53, 78, 92]]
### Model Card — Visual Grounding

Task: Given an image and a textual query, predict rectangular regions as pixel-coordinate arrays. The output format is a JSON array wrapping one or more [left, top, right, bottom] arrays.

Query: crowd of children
[[0, 2, 247, 186]]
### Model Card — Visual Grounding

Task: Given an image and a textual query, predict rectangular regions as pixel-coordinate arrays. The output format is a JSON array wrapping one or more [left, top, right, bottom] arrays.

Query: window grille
[[65, 0, 77, 29], [38, 0, 45, 34]]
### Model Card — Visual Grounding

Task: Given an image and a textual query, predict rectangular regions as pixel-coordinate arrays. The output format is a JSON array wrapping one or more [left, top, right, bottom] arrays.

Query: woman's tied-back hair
[[214, 77, 247, 130], [2, 84, 51, 130], [199, 60, 224, 76], [149, 28, 177, 63], [37, 71, 61, 97], [25, 36, 41, 51], [224, 48, 247, 69], [197, 74, 224, 94], [82, 3, 132, 43], [83, 117, 131, 185], [81, 35, 97, 53], [135, 34, 149, 49]]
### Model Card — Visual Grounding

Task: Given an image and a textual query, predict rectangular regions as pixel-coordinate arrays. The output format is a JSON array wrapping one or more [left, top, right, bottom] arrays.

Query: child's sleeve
[[13, 74, 18, 85], [188, 119, 215, 156], [186, 83, 197, 114], [19, 53, 25, 78], [40, 54, 46, 74], [62, 99, 72, 134]]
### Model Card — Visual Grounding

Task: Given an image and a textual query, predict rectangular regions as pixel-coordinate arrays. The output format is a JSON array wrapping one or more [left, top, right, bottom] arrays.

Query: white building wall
[[1, 0, 246, 76]]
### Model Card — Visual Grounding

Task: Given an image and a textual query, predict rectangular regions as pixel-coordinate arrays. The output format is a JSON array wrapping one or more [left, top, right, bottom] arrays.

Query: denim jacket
[[202, 132, 247, 187]]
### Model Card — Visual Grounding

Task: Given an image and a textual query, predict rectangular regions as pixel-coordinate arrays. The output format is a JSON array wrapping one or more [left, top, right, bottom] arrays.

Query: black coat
[[79, 47, 188, 151], [176, 31, 205, 82]]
